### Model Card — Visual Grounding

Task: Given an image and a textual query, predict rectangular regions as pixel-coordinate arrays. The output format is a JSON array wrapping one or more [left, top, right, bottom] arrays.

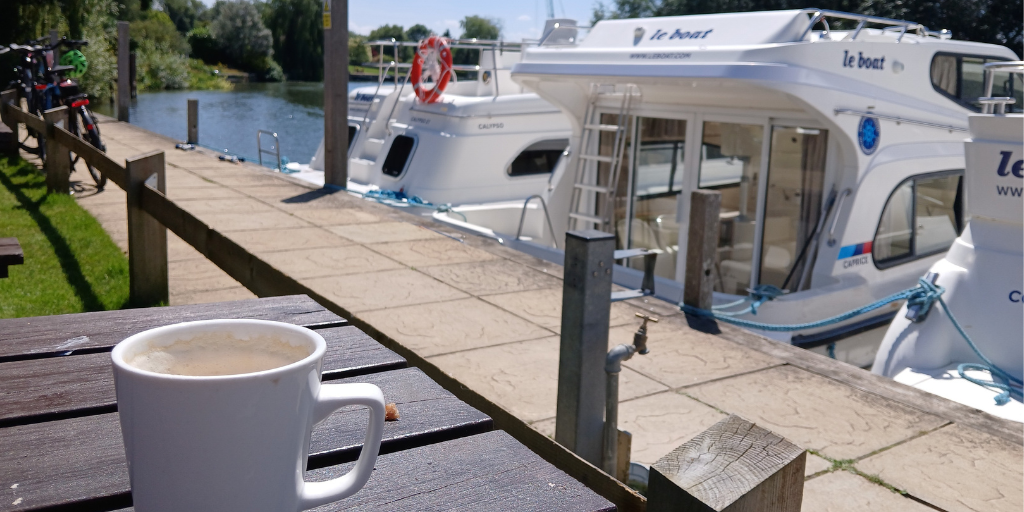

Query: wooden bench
[[0, 295, 615, 512], [0, 237, 24, 278]]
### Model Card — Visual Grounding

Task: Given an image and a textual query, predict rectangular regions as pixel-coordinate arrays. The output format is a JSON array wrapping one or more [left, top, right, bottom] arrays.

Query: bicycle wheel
[[70, 107, 107, 190]]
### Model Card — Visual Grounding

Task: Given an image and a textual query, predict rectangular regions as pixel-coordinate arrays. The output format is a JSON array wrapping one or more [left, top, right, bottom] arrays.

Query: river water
[[93, 82, 368, 166]]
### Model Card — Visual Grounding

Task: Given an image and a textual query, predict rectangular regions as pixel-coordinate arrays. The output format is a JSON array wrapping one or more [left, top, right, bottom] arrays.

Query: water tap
[[633, 312, 658, 355]]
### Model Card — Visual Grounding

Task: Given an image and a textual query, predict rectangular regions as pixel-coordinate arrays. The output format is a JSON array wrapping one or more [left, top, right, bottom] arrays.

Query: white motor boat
[[872, 61, 1023, 421], [431, 9, 1021, 366], [290, 33, 572, 206]]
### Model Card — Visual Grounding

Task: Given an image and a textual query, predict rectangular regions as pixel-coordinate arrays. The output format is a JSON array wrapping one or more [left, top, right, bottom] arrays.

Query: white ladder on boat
[[567, 84, 640, 232]]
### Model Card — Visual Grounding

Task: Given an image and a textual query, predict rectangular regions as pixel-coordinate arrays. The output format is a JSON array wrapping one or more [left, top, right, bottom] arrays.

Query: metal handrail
[[798, 8, 950, 42], [827, 188, 852, 247], [352, 61, 394, 158], [515, 194, 558, 249], [833, 108, 967, 132], [256, 130, 281, 170], [980, 61, 1024, 114]]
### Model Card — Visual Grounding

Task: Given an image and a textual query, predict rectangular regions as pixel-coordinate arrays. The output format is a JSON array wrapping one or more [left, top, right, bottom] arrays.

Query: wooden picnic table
[[0, 238, 23, 278], [0, 295, 614, 512]]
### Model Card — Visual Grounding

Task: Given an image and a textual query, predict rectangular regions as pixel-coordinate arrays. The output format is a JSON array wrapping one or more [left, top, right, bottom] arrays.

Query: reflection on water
[[93, 82, 367, 166]]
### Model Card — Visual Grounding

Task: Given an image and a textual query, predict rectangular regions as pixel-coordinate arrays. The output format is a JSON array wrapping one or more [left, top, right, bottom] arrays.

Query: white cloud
[[517, 15, 531, 21], [349, 22, 375, 36]]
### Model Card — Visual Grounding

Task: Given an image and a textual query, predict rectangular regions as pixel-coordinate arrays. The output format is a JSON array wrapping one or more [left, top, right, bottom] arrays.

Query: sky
[[199, 0, 598, 42]]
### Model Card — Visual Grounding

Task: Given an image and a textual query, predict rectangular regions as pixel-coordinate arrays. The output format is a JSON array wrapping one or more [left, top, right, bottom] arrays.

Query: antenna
[[546, 0, 555, 19]]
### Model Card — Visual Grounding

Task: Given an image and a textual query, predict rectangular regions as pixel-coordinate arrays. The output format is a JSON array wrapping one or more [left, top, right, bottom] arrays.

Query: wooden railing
[[0, 89, 314, 308]]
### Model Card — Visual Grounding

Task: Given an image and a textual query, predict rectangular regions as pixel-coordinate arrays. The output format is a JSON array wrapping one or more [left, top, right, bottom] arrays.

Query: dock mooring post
[[116, 21, 130, 122], [321, 0, 348, 187], [42, 106, 70, 194], [556, 229, 615, 466], [0, 90, 18, 158], [187, 99, 198, 144], [648, 415, 806, 512], [125, 151, 168, 306], [683, 190, 721, 311]]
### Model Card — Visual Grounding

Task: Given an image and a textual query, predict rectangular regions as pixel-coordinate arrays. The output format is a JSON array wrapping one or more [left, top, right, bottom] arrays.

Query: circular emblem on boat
[[858, 116, 880, 155]]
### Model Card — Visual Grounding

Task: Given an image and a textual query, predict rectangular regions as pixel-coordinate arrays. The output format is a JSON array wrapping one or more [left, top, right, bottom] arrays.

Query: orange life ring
[[410, 36, 452, 104]]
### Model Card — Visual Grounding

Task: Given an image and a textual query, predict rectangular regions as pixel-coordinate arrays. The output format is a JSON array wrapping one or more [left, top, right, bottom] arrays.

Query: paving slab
[[302, 269, 468, 313], [614, 391, 728, 465], [261, 245, 405, 279], [611, 316, 784, 389], [173, 197, 280, 215], [856, 424, 1023, 512], [288, 208, 382, 226], [165, 171, 219, 189], [202, 172, 293, 188], [420, 260, 563, 296], [170, 285, 257, 306], [428, 336, 668, 423], [168, 234, 203, 262], [166, 186, 245, 200], [327, 222, 446, 244], [805, 453, 833, 476], [481, 288, 643, 333], [685, 365, 948, 460], [234, 184, 320, 200], [360, 297, 553, 357], [225, 227, 352, 254], [802, 470, 934, 512], [199, 210, 312, 232], [169, 259, 246, 295], [367, 238, 498, 268]]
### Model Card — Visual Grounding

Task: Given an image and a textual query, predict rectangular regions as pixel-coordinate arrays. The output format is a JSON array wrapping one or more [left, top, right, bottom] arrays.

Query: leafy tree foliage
[[349, 34, 370, 67], [459, 15, 502, 40], [262, 0, 323, 80], [208, 0, 275, 73], [160, 0, 206, 33], [592, 0, 1021, 53], [406, 24, 432, 42], [131, 10, 190, 54], [368, 24, 407, 60]]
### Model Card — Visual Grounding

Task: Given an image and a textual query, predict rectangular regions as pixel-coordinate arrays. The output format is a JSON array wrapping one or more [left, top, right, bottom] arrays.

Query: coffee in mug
[[112, 319, 385, 512]]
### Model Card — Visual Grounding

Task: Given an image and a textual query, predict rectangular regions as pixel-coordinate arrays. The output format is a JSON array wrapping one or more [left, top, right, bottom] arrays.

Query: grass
[[0, 156, 129, 318]]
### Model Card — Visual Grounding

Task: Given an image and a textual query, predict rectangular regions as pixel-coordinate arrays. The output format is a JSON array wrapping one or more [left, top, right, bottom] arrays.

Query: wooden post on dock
[[187, 99, 198, 144], [117, 21, 130, 122], [42, 106, 71, 194], [322, 0, 348, 187], [647, 415, 806, 512], [556, 229, 615, 466], [683, 190, 721, 311], [125, 151, 168, 306], [0, 90, 18, 158]]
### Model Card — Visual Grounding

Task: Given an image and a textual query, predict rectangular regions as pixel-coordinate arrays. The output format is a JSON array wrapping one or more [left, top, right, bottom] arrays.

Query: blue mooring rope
[[681, 277, 1022, 405]]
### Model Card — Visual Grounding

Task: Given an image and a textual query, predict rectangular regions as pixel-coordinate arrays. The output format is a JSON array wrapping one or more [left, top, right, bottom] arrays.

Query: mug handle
[[299, 382, 385, 510]]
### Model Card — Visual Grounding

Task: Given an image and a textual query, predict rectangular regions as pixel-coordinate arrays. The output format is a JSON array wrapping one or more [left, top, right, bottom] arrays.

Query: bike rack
[[256, 130, 282, 170]]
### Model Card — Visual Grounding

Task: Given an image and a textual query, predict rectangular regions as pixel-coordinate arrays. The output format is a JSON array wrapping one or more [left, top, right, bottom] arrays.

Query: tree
[[459, 15, 501, 40], [131, 10, 191, 55], [405, 24, 432, 43], [368, 24, 406, 60], [349, 34, 369, 67], [262, 0, 323, 80], [208, 0, 274, 72], [160, 0, 206, 33]]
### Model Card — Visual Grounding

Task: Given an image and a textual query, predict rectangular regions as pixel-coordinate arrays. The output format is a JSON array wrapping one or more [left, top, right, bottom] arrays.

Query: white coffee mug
[[111, 319, 385, 512]]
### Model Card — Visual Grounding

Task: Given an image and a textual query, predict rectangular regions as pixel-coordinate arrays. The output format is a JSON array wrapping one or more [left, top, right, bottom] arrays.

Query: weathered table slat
[[307, 431, 616, 512], [107, 432, 615, 512], [0, 295, 345, 362], [0, 326, 405, 427], [0, 368, 491, 512], [0, 237, 24, 278]]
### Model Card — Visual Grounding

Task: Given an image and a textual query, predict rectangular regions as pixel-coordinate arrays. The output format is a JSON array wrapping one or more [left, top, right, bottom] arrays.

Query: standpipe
[[602, 313, 657, 477]]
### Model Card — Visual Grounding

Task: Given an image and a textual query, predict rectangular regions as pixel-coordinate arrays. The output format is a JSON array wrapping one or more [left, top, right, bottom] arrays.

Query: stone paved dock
[[50, 117, 1024, 511]]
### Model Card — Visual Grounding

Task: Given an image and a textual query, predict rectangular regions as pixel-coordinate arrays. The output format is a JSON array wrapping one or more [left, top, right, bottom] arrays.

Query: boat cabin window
[[699, 121, 764, 296], [931, 53, 1022, 113], [507, 139, 569, 177], [348, 125, 358, 149], [874, 171, 963, 268], [382, 135, 416, 177]]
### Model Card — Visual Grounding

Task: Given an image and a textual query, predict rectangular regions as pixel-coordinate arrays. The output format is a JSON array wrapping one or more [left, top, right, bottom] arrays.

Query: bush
[[130, 10, 190, 55], [135, 38, 190, 90], [208, 0, 274, 72]]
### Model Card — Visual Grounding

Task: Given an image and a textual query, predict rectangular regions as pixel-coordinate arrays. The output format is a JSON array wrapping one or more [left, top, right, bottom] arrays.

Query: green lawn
[[0, 156, 129, 318]]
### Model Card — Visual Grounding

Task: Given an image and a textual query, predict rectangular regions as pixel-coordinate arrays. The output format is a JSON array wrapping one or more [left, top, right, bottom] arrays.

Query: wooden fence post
[[683, 190, 721, 311], [556, 229, 616, 466], [647, 415, 806, 512], [0, 90, 18, 158], [42, 106, 71, 194], [117, 21, 130, 122], [125, 150, 168, 306], [322, 0, 348, 187], [187, 99, 198, 144]]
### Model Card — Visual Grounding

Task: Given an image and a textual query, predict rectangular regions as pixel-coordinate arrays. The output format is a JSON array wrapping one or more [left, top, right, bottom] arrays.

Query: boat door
[[612, 113, 830, 296]]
